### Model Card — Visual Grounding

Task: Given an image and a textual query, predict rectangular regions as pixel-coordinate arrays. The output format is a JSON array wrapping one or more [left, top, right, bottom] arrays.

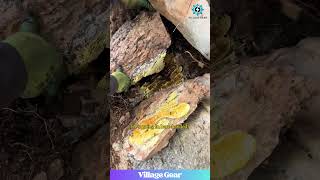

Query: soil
[[0, 100, 73, 179]]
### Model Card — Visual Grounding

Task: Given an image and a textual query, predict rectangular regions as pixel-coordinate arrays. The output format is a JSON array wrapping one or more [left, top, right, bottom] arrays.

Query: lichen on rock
[[73, 32, 107, 74], [110, 11, 171, 84], [0, 0, 109, 75]]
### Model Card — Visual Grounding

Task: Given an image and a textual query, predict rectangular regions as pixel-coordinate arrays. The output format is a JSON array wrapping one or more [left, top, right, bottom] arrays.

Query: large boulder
[[213, 39, 315, 179]]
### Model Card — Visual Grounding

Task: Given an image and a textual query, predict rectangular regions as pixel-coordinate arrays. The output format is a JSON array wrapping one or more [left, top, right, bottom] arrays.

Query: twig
[[184, 50, 208, 67], [10, 142, 33, 149], [34, 113, 55, 150], [2, 107, 55, 150]]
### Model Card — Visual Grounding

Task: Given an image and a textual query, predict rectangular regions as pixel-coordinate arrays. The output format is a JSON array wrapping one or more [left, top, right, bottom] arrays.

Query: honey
[[129, 91, 190, 146]]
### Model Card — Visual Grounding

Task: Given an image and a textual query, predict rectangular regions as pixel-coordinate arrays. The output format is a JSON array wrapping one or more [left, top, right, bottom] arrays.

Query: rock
[[48, 159, 64, 180], [249, 139, 320, 180], [0, 0, 109, 74], [119, 112, 130, 124], [113, 74, 209, 165], [129, 105, 210, 169], [110, 2, 139, 35], [72, 125, 108, 180], [80, 97, 99, 116], [292, 118, 320, 162], [110, 11, 171, 84], [58, 115, 86, 128], [214, 42, 313, 179], [112, 142, 122, 152], [280, 0, 302, 20], [232, 38, 320, 180], [33, 172, 47, 180], [149, 0, 210, 59]]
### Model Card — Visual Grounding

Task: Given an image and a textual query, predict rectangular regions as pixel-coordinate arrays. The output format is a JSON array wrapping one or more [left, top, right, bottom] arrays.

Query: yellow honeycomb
[[128, 91, 190, 146]]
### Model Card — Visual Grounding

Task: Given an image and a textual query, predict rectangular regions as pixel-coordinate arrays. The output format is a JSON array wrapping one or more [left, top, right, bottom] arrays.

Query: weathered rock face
[[248, 38, 320, 180], [248, 118, 320, 180], [0, 0, 109, 74], [72, 125, 108, 180], [113, 74, 209, 168], [110, 11, 171, 84], [213, 41, 314, 179], [110, 2, 139, 35], [131, 105, 210, 169], [249, 136, 320, 180]]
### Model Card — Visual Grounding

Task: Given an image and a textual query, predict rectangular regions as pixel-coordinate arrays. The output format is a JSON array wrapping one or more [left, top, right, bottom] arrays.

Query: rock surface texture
[[110, 11, 171, 84], [248, 38, 320, 180], [213, 39, 320, 179], [113, 74, 210, 169], [131, 105, 210, 169], [0, 0, 109, 74], [72, 125, 108, 180]]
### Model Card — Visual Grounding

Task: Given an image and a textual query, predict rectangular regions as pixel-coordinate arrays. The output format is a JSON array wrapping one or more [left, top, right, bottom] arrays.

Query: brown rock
[[110, 2, 139, 35], [0, 0, 109, 74], [72, 125, 108, 180], [249, 38, 320, 180], [110, 11, 171, 83], [130, 105, 210, 169], [115, 74, 209, 163], [213, 41, 315, 179]]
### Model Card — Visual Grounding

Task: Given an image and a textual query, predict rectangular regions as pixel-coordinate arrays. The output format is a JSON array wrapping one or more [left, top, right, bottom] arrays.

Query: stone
[[130, 105, 210, 169], [249, 139, 320, 180], [58, 115, 85, 128], [72, 125, 108, 180], [48, 159, 64, 180], [0, 0, 109, 74], [113, 74, 209, 166], [149, 0, 210, 59], [33, 172, 47, 180], [110, 2, 139, 35], [213, 39, 316, 179], [110, 11, 171, 84]]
